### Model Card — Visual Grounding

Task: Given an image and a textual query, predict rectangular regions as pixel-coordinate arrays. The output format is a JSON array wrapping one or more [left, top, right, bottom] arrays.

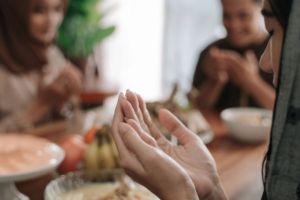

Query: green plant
[[57, 0, 115, 59]]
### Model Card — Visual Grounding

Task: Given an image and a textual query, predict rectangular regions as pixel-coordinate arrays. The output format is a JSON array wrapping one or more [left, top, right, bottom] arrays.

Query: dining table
[[15, 107, 268, 200], [202, 109, 267, 200]]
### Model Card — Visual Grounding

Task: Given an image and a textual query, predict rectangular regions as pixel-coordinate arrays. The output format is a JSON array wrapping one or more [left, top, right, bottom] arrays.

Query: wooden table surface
[[202, 109, 267, 200], [16, 109, 267, 200]]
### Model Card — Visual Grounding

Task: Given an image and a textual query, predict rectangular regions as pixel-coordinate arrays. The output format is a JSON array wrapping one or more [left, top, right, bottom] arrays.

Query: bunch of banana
[[84, 125, 119, 171]]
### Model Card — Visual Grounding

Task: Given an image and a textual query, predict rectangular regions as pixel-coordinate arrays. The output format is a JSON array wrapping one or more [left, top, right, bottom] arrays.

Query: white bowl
[[221, 108, 272, 143], [45, 170, 159, 200]]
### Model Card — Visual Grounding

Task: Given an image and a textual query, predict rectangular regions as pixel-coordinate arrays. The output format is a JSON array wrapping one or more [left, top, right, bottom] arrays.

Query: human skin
[[259, 0, 284, 87], [190, 0, 276, 110], [11, 0, 82, 128], [222, 0, 266, 48], [28, 0, 64, 44], [111, 94, 200, 200], [111, 90, 228, 200]]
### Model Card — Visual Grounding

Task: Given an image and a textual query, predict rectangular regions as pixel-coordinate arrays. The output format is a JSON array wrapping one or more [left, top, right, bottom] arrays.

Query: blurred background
[[88, 0, 224, 100]]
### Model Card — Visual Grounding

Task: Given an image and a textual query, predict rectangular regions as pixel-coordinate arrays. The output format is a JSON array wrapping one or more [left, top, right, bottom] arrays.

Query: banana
[[98, 136, 116, 169], [110, 141, 119, 167], [85, 139, 99, 171], [85, 126, 120, 171]]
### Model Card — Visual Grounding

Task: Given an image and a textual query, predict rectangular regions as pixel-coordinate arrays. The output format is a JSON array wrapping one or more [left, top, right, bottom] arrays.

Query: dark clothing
[[192, 38, 274, 111], [262, 0, 300, 199]]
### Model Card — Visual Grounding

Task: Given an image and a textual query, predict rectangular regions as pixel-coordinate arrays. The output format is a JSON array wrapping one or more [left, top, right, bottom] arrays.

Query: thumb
[[159, 109, 195, 145], [119, 122, 154, 159]]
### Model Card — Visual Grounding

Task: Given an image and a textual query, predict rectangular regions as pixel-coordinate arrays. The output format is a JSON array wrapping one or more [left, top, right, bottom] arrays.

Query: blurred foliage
[[57, 0, 115, 59]]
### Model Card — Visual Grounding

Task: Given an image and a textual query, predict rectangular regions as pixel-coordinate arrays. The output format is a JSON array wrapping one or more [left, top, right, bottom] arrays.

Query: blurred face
[[259, 0, 284, 87], [28, 0, 64, 44], [222, 0, 263, 48]]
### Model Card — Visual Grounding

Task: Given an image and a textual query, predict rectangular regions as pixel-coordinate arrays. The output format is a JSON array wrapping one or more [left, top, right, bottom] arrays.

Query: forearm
[[193, 80, 225, 109], [204, 181, 228, 200], [193, 173, 227, 200], [244, 77, 275, 110], [160, 178, 199, 200]]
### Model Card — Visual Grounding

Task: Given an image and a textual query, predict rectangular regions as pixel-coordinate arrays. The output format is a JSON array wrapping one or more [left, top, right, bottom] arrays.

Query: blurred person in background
[[111, 0, 296, 199], [0, 0, 82, 132], [189, 0, 275, 111]]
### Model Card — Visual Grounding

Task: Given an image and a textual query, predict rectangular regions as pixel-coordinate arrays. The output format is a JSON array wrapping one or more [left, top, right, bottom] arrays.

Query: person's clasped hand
[[111, 90, 227, 200], [203, 47, 229, 85], [219, 50, 260, 92], [37, 63, 82, 107]]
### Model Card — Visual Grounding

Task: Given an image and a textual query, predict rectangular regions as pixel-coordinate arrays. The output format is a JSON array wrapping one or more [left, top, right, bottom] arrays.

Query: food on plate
[[59, 181, 159, 200], [146, 85, 213, 142], [84, 125, 119, 171], [236, 114, 271, 126], [0, 134, 60, 175]]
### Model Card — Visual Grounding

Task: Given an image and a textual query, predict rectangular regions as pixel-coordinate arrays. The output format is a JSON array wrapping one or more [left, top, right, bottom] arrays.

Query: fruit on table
[[58, 135, 87, 173], [84, 126, 98, 144], [84, 125, 119, 171], [84, 139, 99, 171]]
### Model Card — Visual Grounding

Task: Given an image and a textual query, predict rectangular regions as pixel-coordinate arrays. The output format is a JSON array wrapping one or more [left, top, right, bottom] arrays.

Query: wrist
[[204, 180, 227, 200], [161, 176, 199, 200], [194, 171, 227, 200]]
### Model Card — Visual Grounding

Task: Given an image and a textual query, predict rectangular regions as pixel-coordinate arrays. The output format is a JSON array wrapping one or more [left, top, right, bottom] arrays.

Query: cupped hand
[[121, 90, 227, 200], [55, 63, 82, 96], [111, 94, 199, 200]]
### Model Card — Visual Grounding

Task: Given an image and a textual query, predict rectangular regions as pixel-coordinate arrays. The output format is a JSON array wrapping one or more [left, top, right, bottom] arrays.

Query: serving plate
[[0, 134, 64, 200]]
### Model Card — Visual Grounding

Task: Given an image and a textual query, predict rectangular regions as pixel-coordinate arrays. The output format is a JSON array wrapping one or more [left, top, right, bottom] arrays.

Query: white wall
[[99, 0, 223, 100], [100, 0, 164, 101], [162, 0, 224, 93]]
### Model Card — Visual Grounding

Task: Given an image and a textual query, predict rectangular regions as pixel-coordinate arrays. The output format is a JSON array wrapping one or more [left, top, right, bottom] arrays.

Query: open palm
[[122, 91, 226, 200]]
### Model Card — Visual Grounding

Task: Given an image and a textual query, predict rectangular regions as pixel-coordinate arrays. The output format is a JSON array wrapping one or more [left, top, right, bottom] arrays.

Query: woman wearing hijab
[[111, 0, 297, 199], [0, 0, 82, 132]]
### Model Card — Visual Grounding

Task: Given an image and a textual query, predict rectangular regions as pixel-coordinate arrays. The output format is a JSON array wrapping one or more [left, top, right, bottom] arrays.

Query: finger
[[221, 52, 244, 75], [51, 80, 67, 97], [120, 97, 139, 121], [118, 122, 156, 163], [125, 90, 142, 118], [56, 73, 76, 96], [159, 109, 196, 145], [217, 71, 229, 83], [222, 50, 244, 66], [125, 90, 149, 131], [208, 48, 229, 73], [137, 94, 166, 141], [64, 64, 82, 81], [127, 119, 158, 147], [111, 94, 130, 157], [112, 95, 145, 175]]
